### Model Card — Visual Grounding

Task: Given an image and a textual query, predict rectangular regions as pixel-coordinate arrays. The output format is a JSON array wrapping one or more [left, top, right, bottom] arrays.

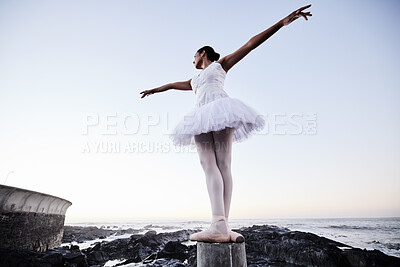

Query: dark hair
[[197, 46, 220, 62]]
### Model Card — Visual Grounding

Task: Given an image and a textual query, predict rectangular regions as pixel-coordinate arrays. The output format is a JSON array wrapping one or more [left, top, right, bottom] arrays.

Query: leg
[[195, 131, 225, 217], [212, 127, 234, 219], [213, 127, 244, 242], [190, 131, 230, 242]]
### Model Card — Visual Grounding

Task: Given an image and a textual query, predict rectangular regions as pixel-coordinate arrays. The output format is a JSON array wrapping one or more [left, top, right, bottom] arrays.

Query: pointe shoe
[[190, 218, 230, 243], [229, 230, 245, 243], [225, 218, 245, 243]]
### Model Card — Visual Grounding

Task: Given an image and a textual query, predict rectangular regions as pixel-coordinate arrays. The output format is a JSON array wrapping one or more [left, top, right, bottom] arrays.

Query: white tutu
[[169, 61, 265, 147]]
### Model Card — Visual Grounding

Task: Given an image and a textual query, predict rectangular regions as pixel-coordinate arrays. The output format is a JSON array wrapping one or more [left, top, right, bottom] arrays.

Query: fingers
[[140, 90, 154, 98], [298, 4, 312, 12], [140, 90, 149, 98], [294, 8, 312, 22], [301, 11, 312, 21], [296, 4, 312, 21], [289, 4, 311, 19]]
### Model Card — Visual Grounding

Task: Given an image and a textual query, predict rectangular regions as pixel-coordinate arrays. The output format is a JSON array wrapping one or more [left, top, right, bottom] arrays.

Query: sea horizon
[[65, 215, 400, 224]]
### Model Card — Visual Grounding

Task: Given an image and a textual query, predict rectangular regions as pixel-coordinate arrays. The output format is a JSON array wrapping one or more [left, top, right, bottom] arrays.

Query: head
[[193, 46, 220, 69]]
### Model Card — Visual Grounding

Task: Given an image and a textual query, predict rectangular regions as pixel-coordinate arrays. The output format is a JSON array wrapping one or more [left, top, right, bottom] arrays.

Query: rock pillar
[[197, 242, 247, 267]]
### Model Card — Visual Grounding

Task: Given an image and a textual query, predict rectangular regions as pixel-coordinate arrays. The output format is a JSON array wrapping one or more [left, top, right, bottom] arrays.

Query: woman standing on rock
[[140, 5, 312, 243]]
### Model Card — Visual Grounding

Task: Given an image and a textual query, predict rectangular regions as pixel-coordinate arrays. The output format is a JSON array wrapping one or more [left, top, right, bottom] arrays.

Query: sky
[[0, 0, 399, 223]]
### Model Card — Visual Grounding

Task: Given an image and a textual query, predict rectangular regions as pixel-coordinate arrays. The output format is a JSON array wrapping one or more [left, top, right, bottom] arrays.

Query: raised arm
[[218, 4, 312, 73], [140, 79, 192, 99]]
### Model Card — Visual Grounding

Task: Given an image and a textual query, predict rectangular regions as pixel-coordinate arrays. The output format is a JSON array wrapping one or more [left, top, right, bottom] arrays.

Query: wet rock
[[62, 249, 88, 267], [40, 251, 64, 265], [86, 250, 109, 264], [235, 225, 400, 267], [0, 246, 88, 267], [0, 248, 43, 267], [2, 225, 400, 267], [82, 229, 195, 266], [158, 241, 191, 261], [144, 258, 187, 266], [343, 247, 400, 267], [62, 226, 139, 243]]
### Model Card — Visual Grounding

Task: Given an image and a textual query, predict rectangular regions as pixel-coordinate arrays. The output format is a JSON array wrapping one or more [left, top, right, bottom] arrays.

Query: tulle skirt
[[169, 96, 265, 147]]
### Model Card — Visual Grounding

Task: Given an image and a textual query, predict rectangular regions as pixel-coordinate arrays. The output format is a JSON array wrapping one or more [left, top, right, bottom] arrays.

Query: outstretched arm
[[218, 4, 312, 73], [140, 79, 192, 99]]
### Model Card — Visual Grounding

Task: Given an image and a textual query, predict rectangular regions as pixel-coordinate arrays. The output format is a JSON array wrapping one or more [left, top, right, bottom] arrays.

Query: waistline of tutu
[[196, 91, 229, 107]]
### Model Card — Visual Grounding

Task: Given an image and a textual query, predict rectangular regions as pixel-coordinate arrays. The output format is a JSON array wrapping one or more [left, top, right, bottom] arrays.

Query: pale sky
[[0, 0, 399, 223]]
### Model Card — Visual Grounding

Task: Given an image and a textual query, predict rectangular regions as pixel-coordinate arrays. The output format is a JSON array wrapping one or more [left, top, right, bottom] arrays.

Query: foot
[[225, 218, 245, 243], [190, 218, 230, 243], [229, 230, 245, 243]]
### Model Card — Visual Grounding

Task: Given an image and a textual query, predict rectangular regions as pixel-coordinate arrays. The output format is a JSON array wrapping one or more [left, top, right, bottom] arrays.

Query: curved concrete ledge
[[0, 185, 72, 251], [0, 185, 71, 215]]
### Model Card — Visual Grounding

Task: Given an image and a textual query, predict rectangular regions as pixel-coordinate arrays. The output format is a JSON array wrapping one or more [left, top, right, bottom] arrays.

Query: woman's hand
[[140, 88, 158, 99], [281, 4, 312, 26]]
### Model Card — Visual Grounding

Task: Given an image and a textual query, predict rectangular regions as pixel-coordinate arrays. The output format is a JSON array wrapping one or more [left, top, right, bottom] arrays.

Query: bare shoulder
[[217, 42, 253, 73]]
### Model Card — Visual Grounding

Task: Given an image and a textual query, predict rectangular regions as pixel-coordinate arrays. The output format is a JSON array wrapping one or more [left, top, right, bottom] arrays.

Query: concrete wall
[[0, 185, 72, 252]]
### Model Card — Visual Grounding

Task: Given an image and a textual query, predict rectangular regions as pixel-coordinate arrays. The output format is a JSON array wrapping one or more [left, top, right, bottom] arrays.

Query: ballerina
[[140, 4, 312, 243]]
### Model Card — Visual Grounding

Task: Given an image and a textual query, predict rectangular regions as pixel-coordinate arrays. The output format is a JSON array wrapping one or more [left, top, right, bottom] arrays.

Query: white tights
[[194, 127, 234, 229]]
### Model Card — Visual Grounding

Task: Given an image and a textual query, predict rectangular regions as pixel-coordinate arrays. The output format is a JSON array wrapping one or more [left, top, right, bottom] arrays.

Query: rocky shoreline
[[1, 224, 399, 266]]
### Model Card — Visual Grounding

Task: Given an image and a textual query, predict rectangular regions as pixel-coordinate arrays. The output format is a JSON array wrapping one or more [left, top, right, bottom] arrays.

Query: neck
[[201, 60, 213, 70]]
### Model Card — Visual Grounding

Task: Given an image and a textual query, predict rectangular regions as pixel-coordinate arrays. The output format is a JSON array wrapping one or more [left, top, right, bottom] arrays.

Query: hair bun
[[197, 46, 220, 62], [214, 52, 220, 61]]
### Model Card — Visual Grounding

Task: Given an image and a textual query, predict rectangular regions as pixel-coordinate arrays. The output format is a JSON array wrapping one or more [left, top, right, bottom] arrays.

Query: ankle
[[213, 220, 228, 234], [225, 217, 231, 231], [211, 215, 226, 223]]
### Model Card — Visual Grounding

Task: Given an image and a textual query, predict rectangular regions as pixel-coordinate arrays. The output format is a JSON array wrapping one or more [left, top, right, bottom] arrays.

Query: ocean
[[64, 217, 400, 260]]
